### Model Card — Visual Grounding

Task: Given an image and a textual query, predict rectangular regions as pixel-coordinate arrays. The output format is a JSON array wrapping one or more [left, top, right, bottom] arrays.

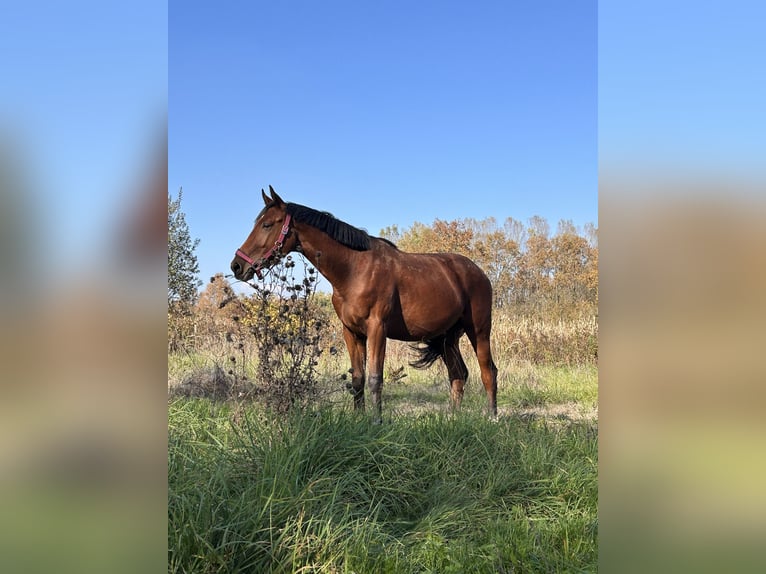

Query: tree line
[[381, 216, 597, 321]]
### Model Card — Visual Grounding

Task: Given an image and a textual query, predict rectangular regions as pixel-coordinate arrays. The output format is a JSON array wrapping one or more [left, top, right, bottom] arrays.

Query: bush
[[239, 256, 329, 413]]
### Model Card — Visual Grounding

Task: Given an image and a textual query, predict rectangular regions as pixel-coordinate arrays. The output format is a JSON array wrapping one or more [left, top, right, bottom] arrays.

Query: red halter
[[236, 213, 292, 279]]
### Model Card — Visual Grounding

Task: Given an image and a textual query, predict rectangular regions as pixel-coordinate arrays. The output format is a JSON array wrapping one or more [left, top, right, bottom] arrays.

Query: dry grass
[[493, 313, 598, 366]]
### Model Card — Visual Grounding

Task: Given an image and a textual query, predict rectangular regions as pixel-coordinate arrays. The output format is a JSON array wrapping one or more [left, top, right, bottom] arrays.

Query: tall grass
[[492, 314, 598, 366], [169, 400, 597, 573]]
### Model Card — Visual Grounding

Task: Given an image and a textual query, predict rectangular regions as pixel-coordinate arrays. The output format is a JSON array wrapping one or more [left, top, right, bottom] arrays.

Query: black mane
[[286, 203, 373, 251]]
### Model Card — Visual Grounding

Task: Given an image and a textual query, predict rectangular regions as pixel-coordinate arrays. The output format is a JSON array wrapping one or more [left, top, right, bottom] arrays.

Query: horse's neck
[[295, 224, 357, 290]]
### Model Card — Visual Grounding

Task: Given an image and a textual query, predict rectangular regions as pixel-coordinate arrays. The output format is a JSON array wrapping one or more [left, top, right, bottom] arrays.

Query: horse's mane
[[286, 203, 396, 251]]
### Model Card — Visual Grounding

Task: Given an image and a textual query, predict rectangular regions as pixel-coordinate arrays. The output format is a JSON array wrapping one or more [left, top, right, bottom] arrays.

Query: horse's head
[[230, 186, 298, 281]]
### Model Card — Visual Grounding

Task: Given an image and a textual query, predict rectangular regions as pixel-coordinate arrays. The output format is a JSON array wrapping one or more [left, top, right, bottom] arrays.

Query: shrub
[[241, 256, 329, 412]]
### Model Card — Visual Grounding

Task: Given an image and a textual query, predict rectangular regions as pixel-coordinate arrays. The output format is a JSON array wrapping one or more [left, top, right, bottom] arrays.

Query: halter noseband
[[236, 213, 292, 279]]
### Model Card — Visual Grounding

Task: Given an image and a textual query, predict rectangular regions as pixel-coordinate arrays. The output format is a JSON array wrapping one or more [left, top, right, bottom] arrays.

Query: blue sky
[[169, 1, 598, 288]]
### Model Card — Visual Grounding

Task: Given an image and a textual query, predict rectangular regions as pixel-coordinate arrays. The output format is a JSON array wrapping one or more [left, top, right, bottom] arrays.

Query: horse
[[230, 186, 498, 420]]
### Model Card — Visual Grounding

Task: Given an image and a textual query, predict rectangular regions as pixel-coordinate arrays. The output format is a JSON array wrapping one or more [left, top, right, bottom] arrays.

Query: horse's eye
[[262, 222, 274, 229]]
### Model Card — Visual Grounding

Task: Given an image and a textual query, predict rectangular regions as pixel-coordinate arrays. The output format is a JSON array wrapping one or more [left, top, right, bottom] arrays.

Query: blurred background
[[1, 2, 166, 573], [599, 1, 765, 572]]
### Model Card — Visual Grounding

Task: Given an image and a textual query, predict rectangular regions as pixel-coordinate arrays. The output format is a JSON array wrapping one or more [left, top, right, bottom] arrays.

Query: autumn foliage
[[381, 215, 597, 321]]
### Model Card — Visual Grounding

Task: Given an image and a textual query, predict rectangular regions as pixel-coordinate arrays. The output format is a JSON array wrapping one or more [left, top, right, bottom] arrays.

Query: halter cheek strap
[[235, 249, 256, 266], [236, 214, 292, 279]]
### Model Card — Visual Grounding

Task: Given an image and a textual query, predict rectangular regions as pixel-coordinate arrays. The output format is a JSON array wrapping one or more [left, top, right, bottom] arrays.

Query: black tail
[[409, 336, 446, 370]]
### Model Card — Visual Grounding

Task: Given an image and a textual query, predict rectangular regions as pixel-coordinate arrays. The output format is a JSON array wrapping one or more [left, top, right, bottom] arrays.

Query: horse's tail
[[409, 336, 446, 370]]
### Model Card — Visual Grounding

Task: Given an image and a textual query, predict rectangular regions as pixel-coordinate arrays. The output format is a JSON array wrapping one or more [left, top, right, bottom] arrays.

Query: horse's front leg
[[366, 320, 387, 423], [342, 326, 367, 410]]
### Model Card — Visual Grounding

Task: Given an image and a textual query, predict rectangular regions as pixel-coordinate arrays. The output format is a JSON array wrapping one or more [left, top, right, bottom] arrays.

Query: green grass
[[168, 350, 215, 384], [503, 363, 598, 409], [375, 360, 597, 418], [168, 398, 597, 573]]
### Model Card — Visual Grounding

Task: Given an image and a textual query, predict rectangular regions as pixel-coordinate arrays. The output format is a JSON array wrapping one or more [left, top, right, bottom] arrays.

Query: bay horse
[[230, 186, 498, 420]]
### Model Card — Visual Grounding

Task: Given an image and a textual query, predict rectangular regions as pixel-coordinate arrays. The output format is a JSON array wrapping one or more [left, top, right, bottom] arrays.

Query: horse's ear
[[261, 188, 270, 205], [268, 185, 285, 206]]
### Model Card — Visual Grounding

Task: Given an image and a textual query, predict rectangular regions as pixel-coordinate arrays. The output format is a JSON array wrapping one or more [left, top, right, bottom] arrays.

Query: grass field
[[168, 364, 597, 573]]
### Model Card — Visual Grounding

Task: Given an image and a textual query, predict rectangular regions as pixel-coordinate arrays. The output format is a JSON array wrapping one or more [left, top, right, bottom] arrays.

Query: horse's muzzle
[[230, 259, 241, 276], [230, 259, 254, 281]]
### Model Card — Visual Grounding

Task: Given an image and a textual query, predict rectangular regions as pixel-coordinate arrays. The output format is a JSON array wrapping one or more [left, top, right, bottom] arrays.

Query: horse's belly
[[385, 308, 462, 342], [385, 324, 424, 342], [386, 280, 464, 340]]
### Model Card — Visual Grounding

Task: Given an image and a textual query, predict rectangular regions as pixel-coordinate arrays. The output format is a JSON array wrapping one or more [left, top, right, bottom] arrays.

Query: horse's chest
[[337, 304, 372, 334], [333, 293, 387, 336]]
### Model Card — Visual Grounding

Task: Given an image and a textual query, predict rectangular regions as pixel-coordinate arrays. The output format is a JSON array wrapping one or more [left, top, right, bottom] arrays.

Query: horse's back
[[438, 252, 492, 290], [382, 246, 492, 299]]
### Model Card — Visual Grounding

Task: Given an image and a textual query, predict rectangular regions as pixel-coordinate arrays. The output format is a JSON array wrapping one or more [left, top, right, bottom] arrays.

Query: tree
[[194, 273, 240, 346], [550, 220, 594, 318], [465, 217, 520, 309], [379, 224, 402, 245], [392, 219, 475, 256], [168, 187, 201, 307]]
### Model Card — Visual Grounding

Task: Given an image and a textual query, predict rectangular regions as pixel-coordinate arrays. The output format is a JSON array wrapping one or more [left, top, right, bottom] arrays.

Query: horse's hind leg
[[443, 336, 469, 410], [477, 334, 498, 416], [466, 327, 498, 417], [366, 319, 387, 424]]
